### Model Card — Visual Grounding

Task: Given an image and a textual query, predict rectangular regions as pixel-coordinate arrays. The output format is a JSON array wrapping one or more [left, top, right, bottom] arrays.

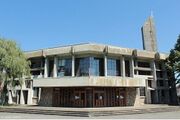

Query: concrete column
[[151, 60, 157, 87], [130, 57, 134, 77], [44, 57, 48, 78], [27, 81, 33, 105], [72, 55, 75, 77], [38, 88, 41, 102], [16, 92, 19, 104], [27, 90, 32, 105], [135, 60, 139, 75], [134, 88, 141, 106], [104, 55, 107, 76], [53, 56, 57, 78], [151, 60, 158, 103], [8, 90, 13, 104], [20, 90, 25, 105], [120, 56, 125, 77], [40, 58, 43, 78]]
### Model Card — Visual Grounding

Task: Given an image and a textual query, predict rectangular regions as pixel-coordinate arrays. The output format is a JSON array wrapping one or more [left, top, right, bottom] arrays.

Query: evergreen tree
[[166, 35, 180, 105]]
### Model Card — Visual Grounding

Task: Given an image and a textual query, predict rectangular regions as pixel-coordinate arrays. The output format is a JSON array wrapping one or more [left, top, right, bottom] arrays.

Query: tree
[[0, 38, 30, 105], [166, 35, 180, 105]]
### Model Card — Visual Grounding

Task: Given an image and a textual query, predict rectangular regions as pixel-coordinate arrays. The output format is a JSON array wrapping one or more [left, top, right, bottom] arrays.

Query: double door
[[114, 90, 126, 106], [94, 91, 106, 107], [74, 90, 86, 107]]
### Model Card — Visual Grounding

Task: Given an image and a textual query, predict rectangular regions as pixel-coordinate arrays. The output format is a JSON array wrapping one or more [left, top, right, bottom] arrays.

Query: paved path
[[0, 111, 180, 119]]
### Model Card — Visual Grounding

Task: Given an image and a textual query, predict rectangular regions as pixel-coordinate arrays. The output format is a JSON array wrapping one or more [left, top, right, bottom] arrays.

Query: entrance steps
[[0, 105, 180, 117]]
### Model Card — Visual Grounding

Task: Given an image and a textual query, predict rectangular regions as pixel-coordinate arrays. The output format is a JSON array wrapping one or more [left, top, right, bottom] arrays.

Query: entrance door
[[73, 91, 86, 107], [114, 89, 126, 106], [94, 91, 105, 107]]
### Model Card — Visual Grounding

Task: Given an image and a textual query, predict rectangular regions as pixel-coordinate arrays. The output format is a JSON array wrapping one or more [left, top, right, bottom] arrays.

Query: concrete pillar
[[38, 88, 41, 102], [27, 81, 33, 105], [130, 57, 134, 77], [120, 56, 125, 77], [8, 90, 13, 104], [16, 91, 20, 104], [72, 55, 75, 77], [40, 59, 43, 78], [151, 60, 159, 103], [104, 55, 107, 76], [20, 90, 25, 105], [53, 56, 57, 78], [134, 88, 141, 106], [44, 57, 48, 78]]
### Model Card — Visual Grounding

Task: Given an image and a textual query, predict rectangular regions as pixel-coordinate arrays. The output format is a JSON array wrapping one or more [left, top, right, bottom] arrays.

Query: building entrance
[[52, 87, 126, 107]]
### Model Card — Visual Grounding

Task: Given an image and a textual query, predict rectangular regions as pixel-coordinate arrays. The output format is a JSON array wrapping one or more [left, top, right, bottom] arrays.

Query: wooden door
[[94, 91, 105, 107], [119, 92, 126, 106], [114, 89, 126, 106], [73, 91, 86, 107]]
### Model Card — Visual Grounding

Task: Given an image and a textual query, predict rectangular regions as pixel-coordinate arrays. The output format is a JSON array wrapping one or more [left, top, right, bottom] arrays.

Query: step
[[0, 106, 180, 117]]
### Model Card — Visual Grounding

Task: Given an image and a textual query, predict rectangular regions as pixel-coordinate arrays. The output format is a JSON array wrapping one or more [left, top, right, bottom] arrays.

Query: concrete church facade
[[7, 16, 171, 107]]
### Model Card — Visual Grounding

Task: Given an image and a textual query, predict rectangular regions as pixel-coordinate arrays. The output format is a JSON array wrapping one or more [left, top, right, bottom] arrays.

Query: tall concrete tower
[[141, 15, 158, 52]]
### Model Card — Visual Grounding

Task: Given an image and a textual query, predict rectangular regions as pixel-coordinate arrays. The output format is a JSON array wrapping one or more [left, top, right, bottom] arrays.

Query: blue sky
[[0, 0, 180, 53]]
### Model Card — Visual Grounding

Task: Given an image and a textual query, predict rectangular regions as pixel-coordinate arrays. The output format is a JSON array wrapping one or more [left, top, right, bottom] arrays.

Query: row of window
[[57, 57, 130, 77], [30, 57, 165, 77]]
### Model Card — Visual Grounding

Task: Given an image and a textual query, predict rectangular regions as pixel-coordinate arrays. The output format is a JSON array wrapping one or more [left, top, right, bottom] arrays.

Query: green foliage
[[166, 35, 180, 84], [0, 38, 30, 105]]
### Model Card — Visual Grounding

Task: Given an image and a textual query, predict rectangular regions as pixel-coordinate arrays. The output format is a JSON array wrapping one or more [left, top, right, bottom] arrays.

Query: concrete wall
[[33, 77, 146, 87], [126, 88, 136, 106], [38, 88, 53, 107], [25, 43, 168, 60]]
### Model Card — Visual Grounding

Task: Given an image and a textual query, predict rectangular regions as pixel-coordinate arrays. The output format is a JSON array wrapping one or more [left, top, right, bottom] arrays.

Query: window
[[148, 80, 152, 88], [33, 87, 39, 98], [156, 71, 163, 78], [138, 70, 151, 75], [75, 57, 104, 76], [91, 57, 104, 76], [125, 60, 130, 77], [138, 61, 150, 68], [161, 90, 165, 97], [25, 80, 31, 88], [156, 62, 162, 70], [75, 57, 90, 76], [157, 80, 164, 87], [140, 87, 146, 96], [107, 58, 120, 76], [30, 58, 43, 69], [57, 58, 72, 77]]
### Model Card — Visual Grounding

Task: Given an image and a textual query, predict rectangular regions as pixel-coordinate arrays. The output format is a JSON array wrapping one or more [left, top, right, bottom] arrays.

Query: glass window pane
[[57, 58, 72, 77], [107, 58, 120, 76]]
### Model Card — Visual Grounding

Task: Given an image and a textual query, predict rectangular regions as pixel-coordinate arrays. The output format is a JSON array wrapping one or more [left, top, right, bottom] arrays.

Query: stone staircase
[[89, 106, 180, 117], [0, 106, 180, 117]]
